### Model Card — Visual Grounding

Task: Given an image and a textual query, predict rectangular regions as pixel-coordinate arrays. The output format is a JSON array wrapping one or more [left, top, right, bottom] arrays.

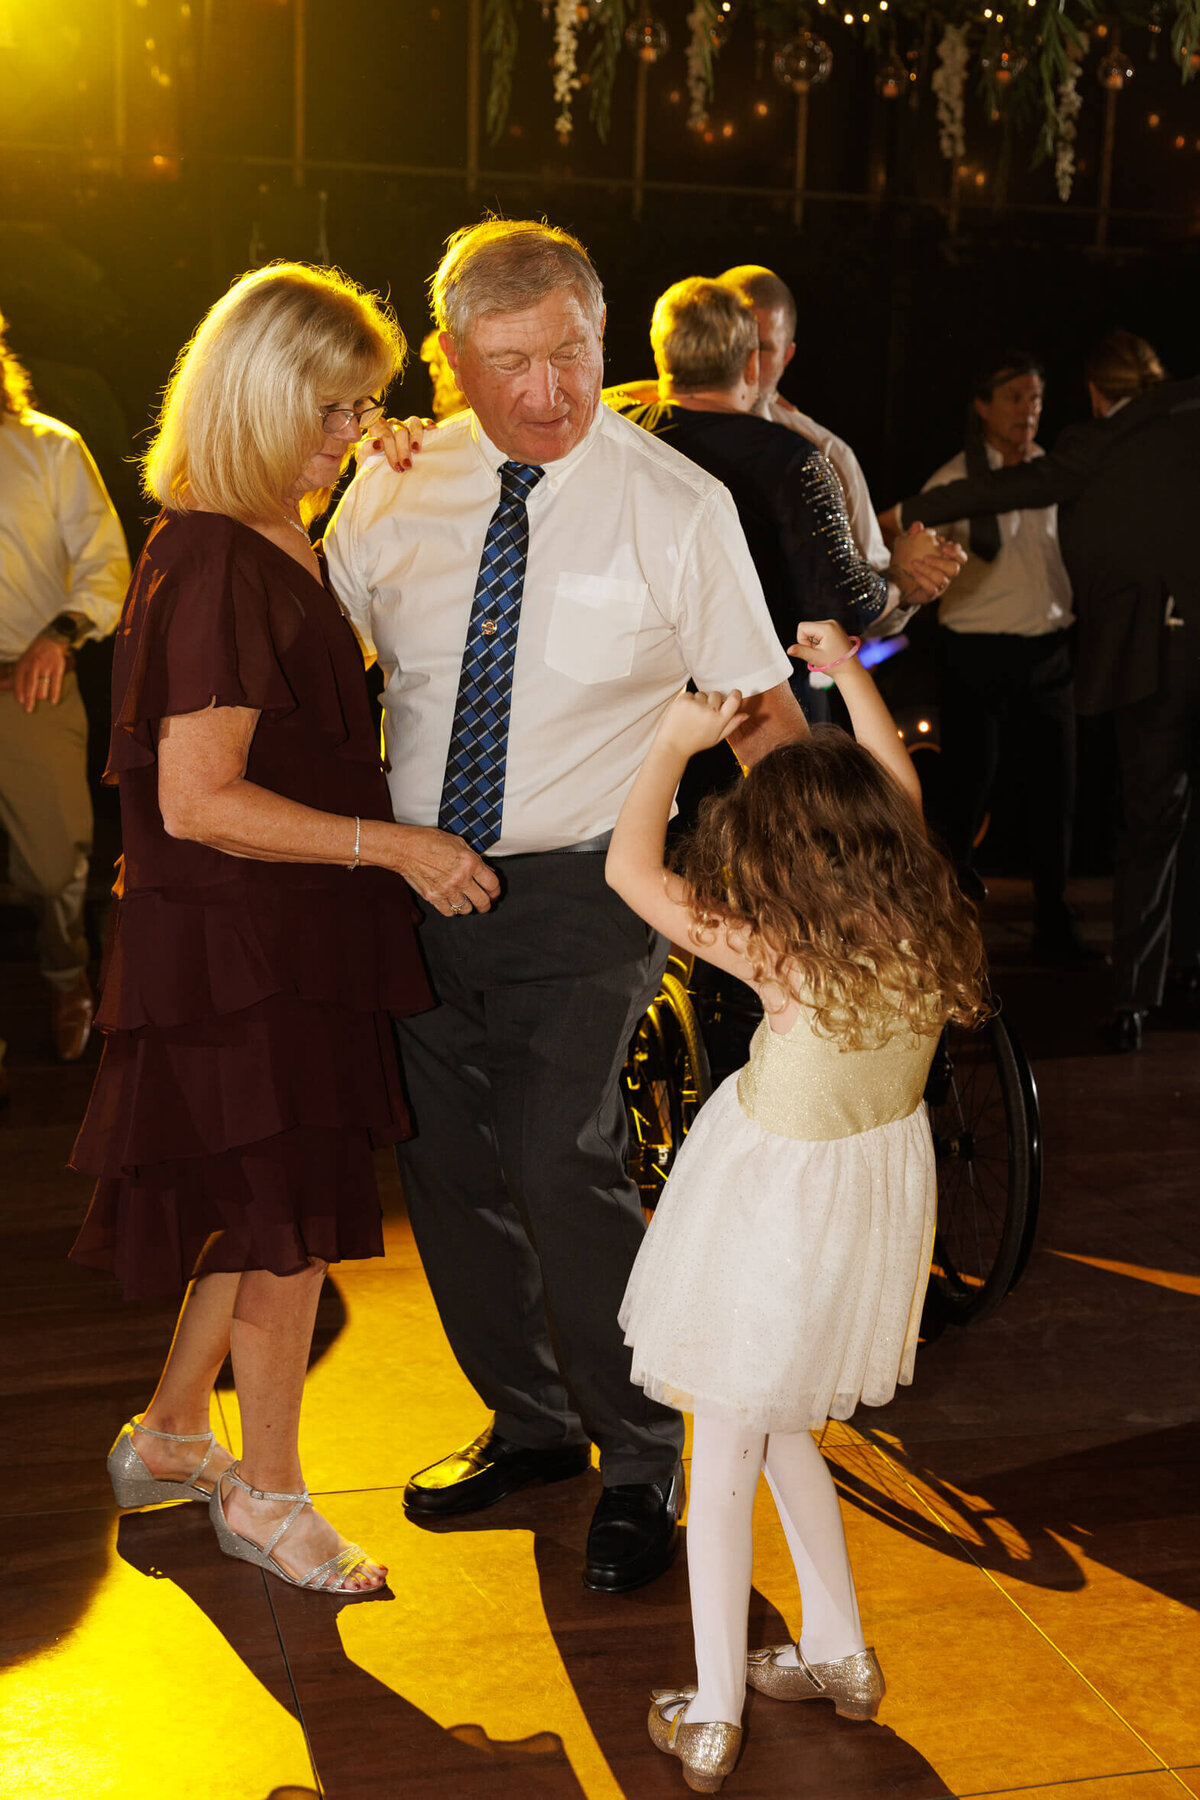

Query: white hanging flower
[[553, 0, 582, 141], [1052, 40, 1087, 202], [932, 23, 969, 163], [686, 1, 719, 133]]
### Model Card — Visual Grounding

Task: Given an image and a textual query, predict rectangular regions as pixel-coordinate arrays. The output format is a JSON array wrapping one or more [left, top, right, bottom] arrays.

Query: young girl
[[606, 619, 987, 1794]]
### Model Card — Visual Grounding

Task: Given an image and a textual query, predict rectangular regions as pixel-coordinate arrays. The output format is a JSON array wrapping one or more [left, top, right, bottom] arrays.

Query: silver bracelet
[[346, 816, 360, 871]]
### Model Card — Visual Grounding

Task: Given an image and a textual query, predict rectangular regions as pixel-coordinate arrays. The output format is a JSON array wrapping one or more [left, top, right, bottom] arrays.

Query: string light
[[843, 10, 853, 22], [1149, 111, 1160, 126]]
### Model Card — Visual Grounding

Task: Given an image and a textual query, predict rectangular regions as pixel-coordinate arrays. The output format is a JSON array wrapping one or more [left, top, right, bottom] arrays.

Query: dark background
[[4, 0, 1199, 873]]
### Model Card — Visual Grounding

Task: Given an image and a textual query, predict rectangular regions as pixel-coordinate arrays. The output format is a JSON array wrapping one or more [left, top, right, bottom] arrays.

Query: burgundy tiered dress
[[69, 511, 432, 1300]]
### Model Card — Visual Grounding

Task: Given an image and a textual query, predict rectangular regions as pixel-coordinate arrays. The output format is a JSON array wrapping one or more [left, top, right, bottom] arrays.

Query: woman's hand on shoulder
[[789, 619, 852, 667], [356, 415, 435, 475], [654, 687, 747, 760]]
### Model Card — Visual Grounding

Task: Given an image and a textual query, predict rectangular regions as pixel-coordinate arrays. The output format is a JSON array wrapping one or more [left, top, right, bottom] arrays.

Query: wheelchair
[[622, 950, 1042, 1333]]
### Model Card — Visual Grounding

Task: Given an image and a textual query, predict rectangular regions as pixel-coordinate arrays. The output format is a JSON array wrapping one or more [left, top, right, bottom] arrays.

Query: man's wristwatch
[[40, 612, 86, 650]]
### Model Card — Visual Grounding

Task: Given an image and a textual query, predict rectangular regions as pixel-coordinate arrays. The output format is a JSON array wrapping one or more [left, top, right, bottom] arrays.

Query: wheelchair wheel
[[923, 1011, 1042, 1327], [623, 969, 712, 1213]]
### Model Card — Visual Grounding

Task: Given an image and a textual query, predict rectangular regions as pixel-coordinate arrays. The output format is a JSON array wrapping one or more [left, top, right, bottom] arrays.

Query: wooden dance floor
[[1, 877, 1198, 1800]]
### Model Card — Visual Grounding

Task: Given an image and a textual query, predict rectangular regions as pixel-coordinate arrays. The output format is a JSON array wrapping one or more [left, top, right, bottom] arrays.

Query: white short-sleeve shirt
[[324, 403, 793, 854], [922, 443, 1074, 637]]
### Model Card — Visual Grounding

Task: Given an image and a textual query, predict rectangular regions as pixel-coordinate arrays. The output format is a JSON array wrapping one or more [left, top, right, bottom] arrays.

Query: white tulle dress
[[619, 1000, 940, 1432]]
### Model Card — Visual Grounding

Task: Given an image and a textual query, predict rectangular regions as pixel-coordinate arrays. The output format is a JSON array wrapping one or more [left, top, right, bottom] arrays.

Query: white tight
[[685, 1412, 865, 1727]]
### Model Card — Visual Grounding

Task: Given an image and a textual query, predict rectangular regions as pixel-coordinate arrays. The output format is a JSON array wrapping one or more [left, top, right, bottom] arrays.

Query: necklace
[[282, 513, 311, 544]]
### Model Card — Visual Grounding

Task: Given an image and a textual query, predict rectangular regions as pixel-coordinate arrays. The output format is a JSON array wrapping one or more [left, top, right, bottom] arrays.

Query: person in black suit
[[882, 331, 1200, 1051]]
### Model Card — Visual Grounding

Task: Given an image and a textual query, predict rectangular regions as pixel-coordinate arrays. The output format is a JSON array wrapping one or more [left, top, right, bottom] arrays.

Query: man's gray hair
[[431, 219, 605, 341], [718, 264, 797, 343], [651, 278, 757, 392]]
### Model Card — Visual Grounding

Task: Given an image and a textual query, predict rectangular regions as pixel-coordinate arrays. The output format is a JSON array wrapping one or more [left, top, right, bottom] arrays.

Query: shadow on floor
[[834, 1420, 1200, 1610], [403, 1496, 956, 1799], [117, 1506, 584, 1800]]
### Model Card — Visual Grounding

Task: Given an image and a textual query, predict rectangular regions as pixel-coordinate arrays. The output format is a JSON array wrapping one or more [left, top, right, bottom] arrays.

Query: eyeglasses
[[318, 397, 386, 434]]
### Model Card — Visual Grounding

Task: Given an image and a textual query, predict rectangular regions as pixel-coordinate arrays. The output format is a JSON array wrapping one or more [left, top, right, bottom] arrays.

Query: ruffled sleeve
[[106, 511, 301, 777]]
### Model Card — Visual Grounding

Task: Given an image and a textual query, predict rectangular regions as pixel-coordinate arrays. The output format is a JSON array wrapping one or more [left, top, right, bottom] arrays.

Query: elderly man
[[324, 220, 803, 1592], [717, 264, 891, 579], [0, 314, 128, 1087], [608, 278, 962, 715]]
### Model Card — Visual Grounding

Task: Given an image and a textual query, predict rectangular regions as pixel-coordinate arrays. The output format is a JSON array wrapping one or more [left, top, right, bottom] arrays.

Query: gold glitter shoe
[[745, 1644, 884, 1719], [648, 1690, 742, 1794]]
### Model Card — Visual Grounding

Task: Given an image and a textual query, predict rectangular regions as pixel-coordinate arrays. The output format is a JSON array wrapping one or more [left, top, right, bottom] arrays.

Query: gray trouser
[[0, 674, 91, 986], [394, 846, 683, 1488]]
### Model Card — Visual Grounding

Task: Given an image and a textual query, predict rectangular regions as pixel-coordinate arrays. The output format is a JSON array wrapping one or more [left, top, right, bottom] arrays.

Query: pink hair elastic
[[807, 635, 861, 674]]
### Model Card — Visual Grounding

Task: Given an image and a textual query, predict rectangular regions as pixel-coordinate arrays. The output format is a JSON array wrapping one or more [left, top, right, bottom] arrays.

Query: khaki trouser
[[0, 672, 92, 986]]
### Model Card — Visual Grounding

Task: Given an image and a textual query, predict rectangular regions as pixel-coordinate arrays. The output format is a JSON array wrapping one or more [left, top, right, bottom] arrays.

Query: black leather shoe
[[403, 1425, 591, 1517], [1105, 1009, 1146, 1054], [583, 1469, 681, 1594]]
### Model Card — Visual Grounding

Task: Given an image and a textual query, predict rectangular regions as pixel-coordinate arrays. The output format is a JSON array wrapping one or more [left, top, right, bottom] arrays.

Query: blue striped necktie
[[437, 459, 545, 852]]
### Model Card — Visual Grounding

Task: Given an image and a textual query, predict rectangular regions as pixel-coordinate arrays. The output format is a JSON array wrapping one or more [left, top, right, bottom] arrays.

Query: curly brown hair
[[0, 310, 35, 418], [674, 730, 990, 1050]]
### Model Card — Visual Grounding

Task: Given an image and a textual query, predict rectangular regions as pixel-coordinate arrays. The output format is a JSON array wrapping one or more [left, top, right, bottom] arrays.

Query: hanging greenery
[[483, 0, 1200, 181]]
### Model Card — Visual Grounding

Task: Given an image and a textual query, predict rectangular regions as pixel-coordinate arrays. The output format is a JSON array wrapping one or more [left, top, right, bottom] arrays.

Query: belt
[[494, 829, 614, 860]]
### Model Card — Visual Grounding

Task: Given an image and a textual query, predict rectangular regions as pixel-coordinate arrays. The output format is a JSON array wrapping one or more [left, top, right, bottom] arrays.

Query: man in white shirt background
[[324, 220, 803, 1594], [918, 349, 1090, 965], [0, 312, 129, 1091]]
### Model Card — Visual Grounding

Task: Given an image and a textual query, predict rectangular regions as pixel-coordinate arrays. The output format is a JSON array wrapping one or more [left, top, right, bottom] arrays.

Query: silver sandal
[[107, 1416, 226, 1508], [209, 1463, 380, 1593]]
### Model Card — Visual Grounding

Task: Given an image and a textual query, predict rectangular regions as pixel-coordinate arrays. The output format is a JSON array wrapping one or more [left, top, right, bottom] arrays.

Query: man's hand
[[376, 823, 502, 917], [12, 636, 71, 713], [888, 521, 967, 606], [876, 503, 903, 548], [357, 415, 434, 475], [653, 688, 747, 760]]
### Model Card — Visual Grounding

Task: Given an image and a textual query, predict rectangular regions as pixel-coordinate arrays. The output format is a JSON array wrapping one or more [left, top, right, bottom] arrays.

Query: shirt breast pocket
[[544, 573, 649, 685]]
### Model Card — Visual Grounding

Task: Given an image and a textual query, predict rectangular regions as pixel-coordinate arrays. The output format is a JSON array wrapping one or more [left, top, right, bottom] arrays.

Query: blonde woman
[[70, 263, 438, 1592]]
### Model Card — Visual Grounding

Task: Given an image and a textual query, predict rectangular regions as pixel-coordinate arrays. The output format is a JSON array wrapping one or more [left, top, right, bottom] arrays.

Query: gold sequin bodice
[[736, 1009, 937, 1142]]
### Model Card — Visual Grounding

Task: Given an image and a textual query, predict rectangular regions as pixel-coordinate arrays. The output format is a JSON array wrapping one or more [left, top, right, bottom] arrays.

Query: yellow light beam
[[860, 1435, 1193, 1790], [1048, 1250, 1200, 1297]]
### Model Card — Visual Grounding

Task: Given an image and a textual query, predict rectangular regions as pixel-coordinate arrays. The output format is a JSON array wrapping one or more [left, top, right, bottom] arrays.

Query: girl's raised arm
[[790, 620, 924, 815], [605, 689, 759, 981]]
